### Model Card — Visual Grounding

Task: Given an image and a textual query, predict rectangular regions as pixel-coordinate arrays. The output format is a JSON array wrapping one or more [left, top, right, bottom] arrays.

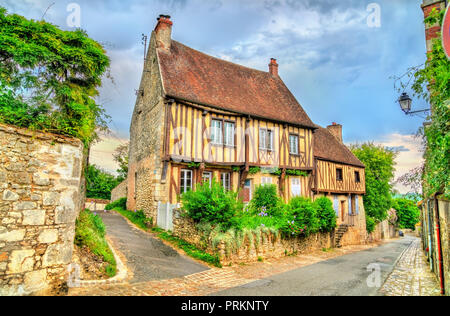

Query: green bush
[[249, 184, 283, 217], [86, 165, 120, 200], [392, 198, 420, 230], [74, 209, 116, 277], [314, 197, 337, 232], [281, 197, 319, 237], [105, 197, 127, 211], [366, 216, 376, 233], [180, 180, 242, 229]]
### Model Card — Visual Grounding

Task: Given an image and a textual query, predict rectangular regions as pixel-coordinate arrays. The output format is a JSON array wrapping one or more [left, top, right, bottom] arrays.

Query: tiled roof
[[313, 127, 365, 168], [157, 41, 316, 129]]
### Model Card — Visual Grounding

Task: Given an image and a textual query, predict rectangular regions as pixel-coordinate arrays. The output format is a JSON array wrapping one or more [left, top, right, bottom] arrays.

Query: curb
[[71, 237, 129, 288]]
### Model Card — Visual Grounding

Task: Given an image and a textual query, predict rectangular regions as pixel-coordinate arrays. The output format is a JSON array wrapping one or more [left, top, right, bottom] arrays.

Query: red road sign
[[443, 4, 450, 60]]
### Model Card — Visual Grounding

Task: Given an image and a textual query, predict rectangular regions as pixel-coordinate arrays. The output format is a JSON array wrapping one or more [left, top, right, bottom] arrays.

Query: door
[[291, 178, 301, 197], [341, 200, 346, 222]]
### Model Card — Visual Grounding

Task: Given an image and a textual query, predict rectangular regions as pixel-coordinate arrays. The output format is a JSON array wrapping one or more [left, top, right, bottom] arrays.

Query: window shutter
[[348, 195, 352, 215], [355, 196, 359, 214], [334, 195, 338, 216]]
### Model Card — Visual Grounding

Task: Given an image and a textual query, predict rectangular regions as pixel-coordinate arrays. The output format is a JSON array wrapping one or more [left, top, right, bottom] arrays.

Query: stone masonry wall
[[0, 124, 84, 296], [111, 180, 127, 202], [127, 30, 168, 220], [172, 210, 333, 265]]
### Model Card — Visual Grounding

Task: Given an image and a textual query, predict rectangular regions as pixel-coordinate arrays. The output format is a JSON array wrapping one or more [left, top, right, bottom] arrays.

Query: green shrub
[[366, 216, 376, 233], [105, 198, 127, 211], [249, 184, 283, 217], [86, 165, 120, 200], [314, 197, 337, 232], [180, 180, 242, 229], [392, 198, 420, 230], [74, 209, 116, 277], [281, 197, 320, 237]]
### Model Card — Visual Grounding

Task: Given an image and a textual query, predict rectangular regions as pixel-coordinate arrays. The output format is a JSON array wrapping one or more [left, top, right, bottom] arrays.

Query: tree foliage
[[86, 165, 120, 200], [410, 8, 450, 198], [350, 143, 397, 223], [113, 142, 129, 182], [0, 7, 111, 145], [392, 198, 420, 231]]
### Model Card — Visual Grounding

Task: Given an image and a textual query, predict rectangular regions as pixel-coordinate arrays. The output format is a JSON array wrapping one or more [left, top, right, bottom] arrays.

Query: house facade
[[127, 15, 366, 240]]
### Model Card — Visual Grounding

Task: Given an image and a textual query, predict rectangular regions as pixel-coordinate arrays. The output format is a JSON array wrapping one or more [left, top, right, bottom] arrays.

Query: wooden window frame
[[211, 117, 236, 148], [289, 133, 300, 155], [355, 171, 361, 183], [336, 168, 343, 182], [221, 172, 231, 191], [259, 128, 273, 151], [180, 169, 193, 194], [210, 119, 223, 145]]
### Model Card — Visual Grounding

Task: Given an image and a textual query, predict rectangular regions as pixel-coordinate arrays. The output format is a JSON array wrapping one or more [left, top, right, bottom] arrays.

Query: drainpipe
[[434, 195, 445, 295], [427, 199, 434, 270]]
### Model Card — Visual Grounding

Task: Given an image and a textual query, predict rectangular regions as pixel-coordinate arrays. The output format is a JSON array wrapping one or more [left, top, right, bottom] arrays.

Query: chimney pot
[[269, 58, 279, 77], [155, 14, 173, 50], [327, 123, 343, 143]]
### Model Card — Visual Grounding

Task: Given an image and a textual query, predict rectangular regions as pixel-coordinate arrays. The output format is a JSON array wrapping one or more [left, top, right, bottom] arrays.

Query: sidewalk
[[380, 238, 441, 296]]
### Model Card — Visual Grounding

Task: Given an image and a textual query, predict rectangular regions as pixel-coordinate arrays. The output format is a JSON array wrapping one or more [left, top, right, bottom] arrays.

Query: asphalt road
[[99, 212, 208, 283], [213, 236, 415, 296]]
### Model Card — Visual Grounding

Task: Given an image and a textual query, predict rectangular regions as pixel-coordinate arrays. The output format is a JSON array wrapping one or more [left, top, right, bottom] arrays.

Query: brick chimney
[[269, 58, 279, 77], [421, 0, 446, 52], [155, 14, 173, 51], [327, 122, 343, 143]]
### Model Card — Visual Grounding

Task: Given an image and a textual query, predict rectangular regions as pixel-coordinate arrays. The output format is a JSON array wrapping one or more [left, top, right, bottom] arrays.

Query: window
[[336, 168, 343, 181], [202, 171, 212, 187], [291, 178, 301, 197], [224, 122, 235, 146], [259, 129, 273, 151], [221, 173, 231, 191], [261, 177, 272, 186], [180, 169, 193, 194], [355, 171, 361, 183], [211, 120, 223, 145], [289, 134, 299, 155]]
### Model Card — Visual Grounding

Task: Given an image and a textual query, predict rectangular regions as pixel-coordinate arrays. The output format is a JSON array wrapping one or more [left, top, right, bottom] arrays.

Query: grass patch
[[74, 209, 117, 277], [114, 207, 153, 230]]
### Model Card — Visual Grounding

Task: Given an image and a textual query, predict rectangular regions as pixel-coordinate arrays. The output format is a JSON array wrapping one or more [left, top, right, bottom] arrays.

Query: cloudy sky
[[2, 0, 429, 193]]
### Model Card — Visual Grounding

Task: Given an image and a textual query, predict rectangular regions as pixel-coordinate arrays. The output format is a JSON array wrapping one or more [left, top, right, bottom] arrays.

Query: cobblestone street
[[69, 242, 385, 296], [380, 237, 441, 296]]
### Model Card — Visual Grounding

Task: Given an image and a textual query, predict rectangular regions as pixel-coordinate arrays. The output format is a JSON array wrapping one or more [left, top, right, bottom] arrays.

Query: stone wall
[[172, 210, 333, 265], [366, 219, 398, 243], [84, 198, 109, 212], [111, 180, 127, 202], [0, 124, 84, 296], [127, 30, 168, 219]]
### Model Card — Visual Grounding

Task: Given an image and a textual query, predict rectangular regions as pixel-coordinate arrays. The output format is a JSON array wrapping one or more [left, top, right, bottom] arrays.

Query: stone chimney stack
[[269, 58, 279, 77], [155, 14, 173, 51], [421, 0, 446, 52], [327, 122, 343, 143]]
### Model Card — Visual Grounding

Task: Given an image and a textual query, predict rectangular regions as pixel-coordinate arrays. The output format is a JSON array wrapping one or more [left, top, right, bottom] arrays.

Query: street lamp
[[397, 92, 430, 115]]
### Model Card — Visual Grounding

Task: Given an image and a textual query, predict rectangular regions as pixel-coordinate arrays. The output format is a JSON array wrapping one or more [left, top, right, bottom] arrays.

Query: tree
[[350, 143, 397, 224], [396, 8, 450, 199], [113, 142, 129, 182], [392, 198, 420, 231], [0, 7, 111, 146], [86, 165, 120, 200]]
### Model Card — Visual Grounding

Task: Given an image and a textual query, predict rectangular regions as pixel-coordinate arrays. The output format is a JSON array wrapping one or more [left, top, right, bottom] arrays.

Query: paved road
[[213, 236, 415, 296], [99, 212, 208, 283]]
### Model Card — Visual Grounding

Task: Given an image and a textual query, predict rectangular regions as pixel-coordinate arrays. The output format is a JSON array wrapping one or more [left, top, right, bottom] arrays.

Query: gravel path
[[99, 211, 208, 283]]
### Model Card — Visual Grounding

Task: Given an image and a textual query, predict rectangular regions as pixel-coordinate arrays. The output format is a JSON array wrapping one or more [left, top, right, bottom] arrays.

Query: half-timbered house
[[127, 15, 367, 244]]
